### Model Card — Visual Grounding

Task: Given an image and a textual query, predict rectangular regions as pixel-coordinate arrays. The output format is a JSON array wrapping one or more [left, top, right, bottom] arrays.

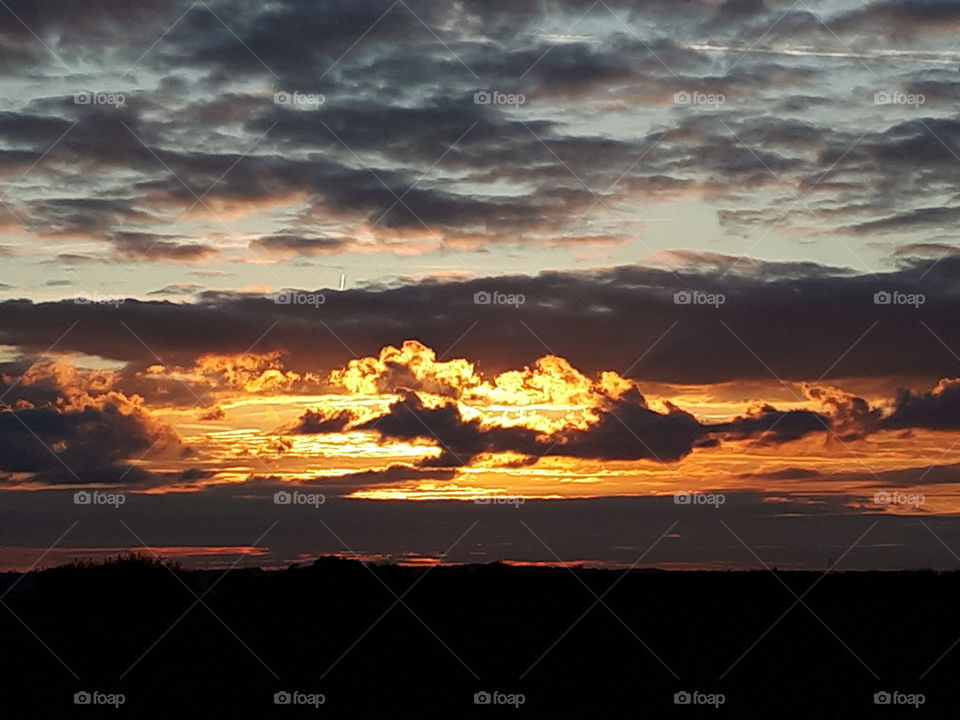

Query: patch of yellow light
[[330, 340, 481, 395], [182, 427, 438, 466], [467, 451, 538, 469], [472, 355, 595, 406], [283, 432, 440, 460], [349, 483, 564, 501], [470, 403, 594, 433], [215, 393, 389, 412], [194, 352, 307, 392]]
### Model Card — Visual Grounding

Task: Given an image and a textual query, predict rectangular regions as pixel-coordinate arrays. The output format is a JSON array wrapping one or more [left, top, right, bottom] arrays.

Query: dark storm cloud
[[0, 361, 180, 484], [713, 406, 830, 444], [0, 362, 62, 408], [552, 386, 711, 462], [355, 391, 548, 467], [0, 254, 958, 386], [349, 389, 824, 466], [881, 380, 960, 432], [0, 405, 163, 485], [288, 408, 355, 435], [802, 379, 960, 439]]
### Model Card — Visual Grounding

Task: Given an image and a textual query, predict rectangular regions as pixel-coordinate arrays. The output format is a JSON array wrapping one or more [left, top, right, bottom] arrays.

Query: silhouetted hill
[[0, 557, 955, 718]]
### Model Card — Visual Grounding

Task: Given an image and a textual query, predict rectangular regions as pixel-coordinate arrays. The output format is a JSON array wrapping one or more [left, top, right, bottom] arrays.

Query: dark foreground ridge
[[0, 555, 954, 718]]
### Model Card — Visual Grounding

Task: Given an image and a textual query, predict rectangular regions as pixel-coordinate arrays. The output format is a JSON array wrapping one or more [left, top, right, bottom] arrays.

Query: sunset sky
[[2, 0, 960, 571]]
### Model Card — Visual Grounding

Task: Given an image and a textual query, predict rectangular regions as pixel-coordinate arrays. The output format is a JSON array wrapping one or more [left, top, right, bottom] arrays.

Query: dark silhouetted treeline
[[0, 556, 956, 718]]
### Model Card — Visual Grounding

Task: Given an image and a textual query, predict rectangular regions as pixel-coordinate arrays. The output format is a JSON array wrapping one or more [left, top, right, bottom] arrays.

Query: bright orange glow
[[7, 342, 960, 515]]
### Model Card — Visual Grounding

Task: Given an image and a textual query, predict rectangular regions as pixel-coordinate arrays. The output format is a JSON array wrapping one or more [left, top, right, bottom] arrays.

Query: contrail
[[688, 43, 960, 65]]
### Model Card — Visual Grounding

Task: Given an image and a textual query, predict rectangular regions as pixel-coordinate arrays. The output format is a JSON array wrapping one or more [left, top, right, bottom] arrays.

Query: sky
[[2, 0, 960, 571]]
